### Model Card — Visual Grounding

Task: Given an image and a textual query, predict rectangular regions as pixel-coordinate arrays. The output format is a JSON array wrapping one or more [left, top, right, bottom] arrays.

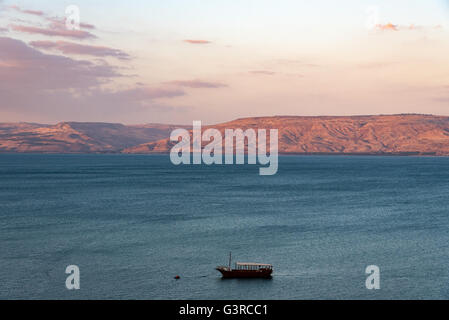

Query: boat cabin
[[234, 262, 273, 271]]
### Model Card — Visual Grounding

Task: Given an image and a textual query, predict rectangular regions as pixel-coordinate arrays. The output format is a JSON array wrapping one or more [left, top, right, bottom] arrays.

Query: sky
[[0, 0, 449, 125]]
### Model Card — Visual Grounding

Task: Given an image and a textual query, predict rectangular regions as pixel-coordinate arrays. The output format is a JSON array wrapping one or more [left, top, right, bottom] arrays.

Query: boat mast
[[228, 252, 232, 270]]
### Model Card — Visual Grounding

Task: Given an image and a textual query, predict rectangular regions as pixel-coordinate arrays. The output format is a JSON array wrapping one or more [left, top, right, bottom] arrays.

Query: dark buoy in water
[[174, 275, 180, 280]]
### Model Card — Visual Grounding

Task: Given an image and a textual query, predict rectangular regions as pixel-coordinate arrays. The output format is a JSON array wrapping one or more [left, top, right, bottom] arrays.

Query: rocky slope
[[122, 114, 449, 155], [0, 122, 187, 153], [3, 115, 449, 155]]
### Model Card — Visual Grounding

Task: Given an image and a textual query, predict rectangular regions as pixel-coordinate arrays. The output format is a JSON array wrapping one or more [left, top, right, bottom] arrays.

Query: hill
[[0, 122, 187, 153], [122, 114, 449, 155]]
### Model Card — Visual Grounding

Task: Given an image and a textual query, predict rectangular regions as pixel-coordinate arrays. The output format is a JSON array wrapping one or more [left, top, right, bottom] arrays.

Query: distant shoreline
[[1, 152, 448, 157]]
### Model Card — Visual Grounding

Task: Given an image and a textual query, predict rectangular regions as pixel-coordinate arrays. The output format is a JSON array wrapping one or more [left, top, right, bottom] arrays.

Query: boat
[[216, 252, 273, 279]]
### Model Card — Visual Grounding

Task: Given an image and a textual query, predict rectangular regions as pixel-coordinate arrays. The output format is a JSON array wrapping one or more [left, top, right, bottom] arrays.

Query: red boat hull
[[216, 267, 273, 279]]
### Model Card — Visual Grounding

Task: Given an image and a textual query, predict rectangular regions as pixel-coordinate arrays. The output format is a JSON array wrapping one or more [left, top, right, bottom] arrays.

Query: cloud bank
[[165, 79, 227, 88], [183, 39, 211, 44], [30, 40, 130, 59]]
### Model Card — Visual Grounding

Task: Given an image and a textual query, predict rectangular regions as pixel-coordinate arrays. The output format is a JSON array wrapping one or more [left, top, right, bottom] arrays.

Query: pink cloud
[[8, 6, 96, 31], [0, 36, 119, 91], [10, 24, 96, 39], [0, 37, 185, 118], [249, 70, 276, 75], [80, 23, 95, 30], [46, 17, 96, 31], [165, 79, 227, 88], [376, 23, 398, 31], [30, 40, 129, 59], [183, 39, 211, 44], [374, 23, 444, 32], [0, 27, 8, 33], [9, 5, 44, 16], [104, 87, 185, 101], [9, 14, 96, 40], [6, 5, 97, 39]]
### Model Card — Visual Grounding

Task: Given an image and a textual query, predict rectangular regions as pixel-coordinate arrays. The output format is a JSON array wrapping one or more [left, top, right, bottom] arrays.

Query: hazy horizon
[[1, 112, 447, 126]]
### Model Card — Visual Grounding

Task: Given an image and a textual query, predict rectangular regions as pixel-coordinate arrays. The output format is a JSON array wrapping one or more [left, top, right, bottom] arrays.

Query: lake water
[[1, 154, 449, 299]]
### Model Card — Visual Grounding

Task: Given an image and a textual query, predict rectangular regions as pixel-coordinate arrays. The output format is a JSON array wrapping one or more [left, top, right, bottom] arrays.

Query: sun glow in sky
[[0, 0, 449, 124]]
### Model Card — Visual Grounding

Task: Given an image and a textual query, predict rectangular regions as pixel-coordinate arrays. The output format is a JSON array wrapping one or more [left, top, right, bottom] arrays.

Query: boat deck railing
[[235, 263, 273, 271]]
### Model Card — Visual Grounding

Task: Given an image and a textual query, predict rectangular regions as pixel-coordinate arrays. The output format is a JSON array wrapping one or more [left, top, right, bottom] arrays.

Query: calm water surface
[[1, 154, 449, 299]]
